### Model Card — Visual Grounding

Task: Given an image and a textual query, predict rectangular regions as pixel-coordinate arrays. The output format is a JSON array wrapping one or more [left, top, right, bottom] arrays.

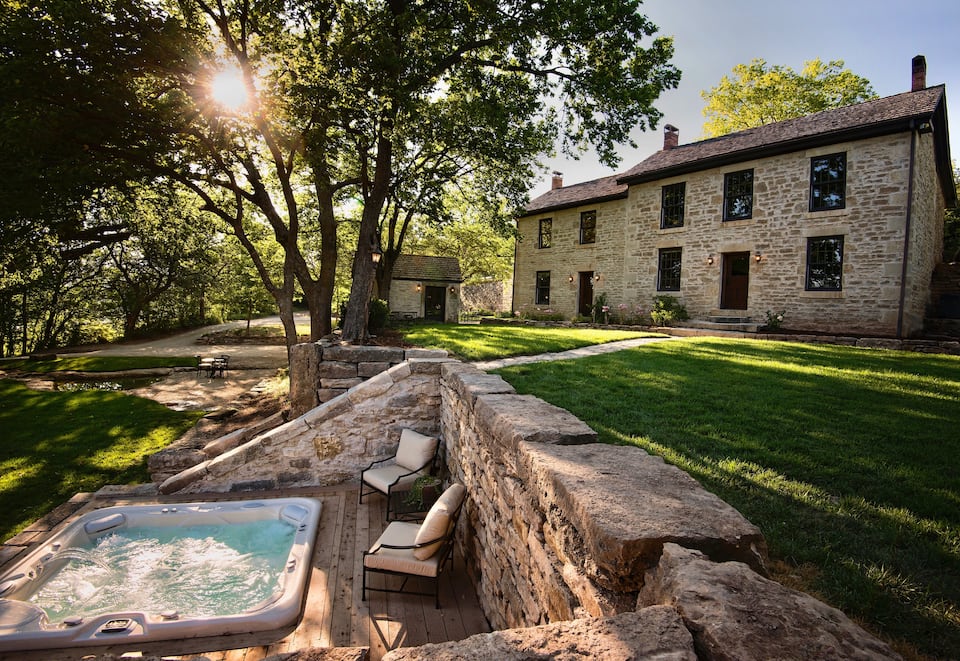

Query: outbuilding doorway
[[424, 286, 446, 321], [720, 252, 750, 310]]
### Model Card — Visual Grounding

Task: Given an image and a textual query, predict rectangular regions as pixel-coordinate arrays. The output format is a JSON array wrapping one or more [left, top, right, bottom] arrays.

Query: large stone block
[[324, 344, 404, 363], [381, 606, 696, 660], [289, 342, 322, 416], [638, 543, 901, 661], [441, 363, 516, 411], [520, 443, 767, 590], [405, 348, 448, 359], [317, 361, 359, 379], [474, 394, 597, 452]]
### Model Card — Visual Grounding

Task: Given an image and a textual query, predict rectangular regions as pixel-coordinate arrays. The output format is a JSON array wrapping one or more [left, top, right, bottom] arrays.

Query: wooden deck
[[1, 486, 491, 661]]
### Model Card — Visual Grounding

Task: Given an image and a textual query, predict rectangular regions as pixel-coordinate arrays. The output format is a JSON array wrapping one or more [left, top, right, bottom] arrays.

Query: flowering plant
[[764, 309, 786, 330]]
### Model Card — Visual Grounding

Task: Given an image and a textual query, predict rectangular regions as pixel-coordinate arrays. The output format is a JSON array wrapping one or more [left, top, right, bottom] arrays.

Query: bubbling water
[[29, 519, 296, 622]]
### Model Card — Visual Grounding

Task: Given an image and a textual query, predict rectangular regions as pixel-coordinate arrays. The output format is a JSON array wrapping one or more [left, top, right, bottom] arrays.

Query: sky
[[530, 0, 960, 197]]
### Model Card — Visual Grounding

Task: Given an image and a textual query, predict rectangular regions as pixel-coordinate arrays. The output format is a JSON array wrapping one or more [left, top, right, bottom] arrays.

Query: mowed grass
[[0, 355, 195, 373], [0, 380, 203, 541], [496, 338, 960, 659], [398, 323, 661, 361]]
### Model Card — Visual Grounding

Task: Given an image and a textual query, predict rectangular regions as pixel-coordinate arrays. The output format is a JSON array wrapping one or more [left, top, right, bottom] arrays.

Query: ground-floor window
[[535, 270, 551, 305], [657, 248, 682, 291], [806, 235, 844, 290]]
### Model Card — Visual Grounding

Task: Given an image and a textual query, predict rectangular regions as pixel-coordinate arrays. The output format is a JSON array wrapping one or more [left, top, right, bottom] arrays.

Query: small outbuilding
[[388, 255, 463, 322]]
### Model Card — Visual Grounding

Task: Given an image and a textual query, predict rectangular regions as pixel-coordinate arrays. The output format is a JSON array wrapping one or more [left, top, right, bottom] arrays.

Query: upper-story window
[[535, 270, 551, 305], [723, 169, 754, 220], [538, 218, 552, 249], [806, 236, 844, 291], [810, 153, 846, 211], [661, 182, 685, 229], [657, 247, 682, 291], [580, 210, 596, 244]]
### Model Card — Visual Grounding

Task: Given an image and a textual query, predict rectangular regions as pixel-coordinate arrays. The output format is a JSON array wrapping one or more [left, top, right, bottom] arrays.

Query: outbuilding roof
[[522, 85, 954, 215], [392, 254, 463, 283]]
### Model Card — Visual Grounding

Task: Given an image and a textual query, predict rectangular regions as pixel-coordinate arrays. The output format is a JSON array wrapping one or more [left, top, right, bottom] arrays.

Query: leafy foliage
[[1, 0, 681, 349], [650, 295, 689, 325], [701, 58, 876, 138]]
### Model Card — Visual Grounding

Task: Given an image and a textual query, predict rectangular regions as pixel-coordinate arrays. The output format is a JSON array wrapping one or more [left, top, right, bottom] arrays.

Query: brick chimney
[[663, 124, 679, 150], [551, 171, 563, 190], [912, 55, 927, 92]]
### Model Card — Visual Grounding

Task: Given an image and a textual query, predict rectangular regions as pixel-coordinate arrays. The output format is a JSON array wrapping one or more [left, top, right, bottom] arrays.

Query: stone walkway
[[471, 335, 674, 371]]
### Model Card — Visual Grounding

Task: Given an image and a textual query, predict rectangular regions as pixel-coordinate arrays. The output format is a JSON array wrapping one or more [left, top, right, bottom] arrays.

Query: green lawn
[[0, 380, 203, 541], [0, 355, 196, 373], [495, 337, 960, 660], [398, 323, 661, 361]]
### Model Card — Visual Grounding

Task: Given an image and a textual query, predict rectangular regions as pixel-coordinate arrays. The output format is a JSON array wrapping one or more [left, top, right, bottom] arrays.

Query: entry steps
[[684, 316, 761, 333]]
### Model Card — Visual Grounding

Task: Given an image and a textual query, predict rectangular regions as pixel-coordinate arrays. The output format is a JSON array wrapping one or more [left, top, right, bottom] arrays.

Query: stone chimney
[[912, 55, 927, 92], [551, 171, 563, 190], [663, 124, 679, 150]]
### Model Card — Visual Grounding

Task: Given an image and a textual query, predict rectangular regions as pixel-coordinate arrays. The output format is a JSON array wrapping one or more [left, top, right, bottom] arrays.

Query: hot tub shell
[[0, 497, 321, 656]]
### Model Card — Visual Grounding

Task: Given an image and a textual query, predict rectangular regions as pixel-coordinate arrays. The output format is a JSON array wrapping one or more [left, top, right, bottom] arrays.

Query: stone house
[[514, 56, 956, 337], [388, 254, 463, 322]]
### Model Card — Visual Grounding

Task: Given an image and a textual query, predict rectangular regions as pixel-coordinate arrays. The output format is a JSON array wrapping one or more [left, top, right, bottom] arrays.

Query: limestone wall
[[516, 131, 943, 337], [159, 358, 451, 494], [289, 342, 448, 415], [156, 351, 901, 658]]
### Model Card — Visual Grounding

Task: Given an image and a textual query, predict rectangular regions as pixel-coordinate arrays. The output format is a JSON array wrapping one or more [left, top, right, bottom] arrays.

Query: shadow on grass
[[497, 338, 960, 659], [0, 380, 203, 541]]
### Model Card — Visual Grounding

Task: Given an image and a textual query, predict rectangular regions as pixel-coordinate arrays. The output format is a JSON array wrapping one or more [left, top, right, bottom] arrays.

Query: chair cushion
[[365, 522, 443, 577], [413, 483, 466, 560], [362, 464, 424, 494], [395, 429, 439, 472]]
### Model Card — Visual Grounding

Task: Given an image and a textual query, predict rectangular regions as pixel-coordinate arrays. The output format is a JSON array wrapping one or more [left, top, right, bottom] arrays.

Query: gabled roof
[[392, 254, 463, 283], [522, 85, 955, 214], [619, 86, 950, 192], [521, 174, 628, 217]]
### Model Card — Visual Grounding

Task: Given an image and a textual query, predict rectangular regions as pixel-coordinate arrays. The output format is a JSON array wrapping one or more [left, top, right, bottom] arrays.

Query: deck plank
[[0, 486, 489, 661]]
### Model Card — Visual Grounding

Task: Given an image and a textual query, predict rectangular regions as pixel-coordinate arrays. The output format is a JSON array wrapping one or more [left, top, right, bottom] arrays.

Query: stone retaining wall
[[156, 351, 900, 658], [159, 358, 451, 494], [289, 341, 448, 415]]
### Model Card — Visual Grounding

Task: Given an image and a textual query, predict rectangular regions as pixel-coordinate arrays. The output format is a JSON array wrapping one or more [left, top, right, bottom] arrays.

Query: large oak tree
[[1, 0, 680, 353]]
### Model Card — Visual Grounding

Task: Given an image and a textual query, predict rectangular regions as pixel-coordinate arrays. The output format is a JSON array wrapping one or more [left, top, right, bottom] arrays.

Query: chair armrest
[[366, 532, 449, 555], [360, 454, 398, 473], [385, 462, 432, 490]]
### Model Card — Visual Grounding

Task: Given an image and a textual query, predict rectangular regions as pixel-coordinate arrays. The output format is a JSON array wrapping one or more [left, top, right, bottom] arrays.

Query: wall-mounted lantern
[[706, 254, 715, 266], [754, 252, 763, 263]]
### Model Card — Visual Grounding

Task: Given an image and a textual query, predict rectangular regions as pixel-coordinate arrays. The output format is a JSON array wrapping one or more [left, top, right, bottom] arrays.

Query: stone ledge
[[638, 544, 901, 661], [520, 443, 767, 592], [474, 394, 597, 452], [441, 362, 516, 411], [381, 606, 695, 660]]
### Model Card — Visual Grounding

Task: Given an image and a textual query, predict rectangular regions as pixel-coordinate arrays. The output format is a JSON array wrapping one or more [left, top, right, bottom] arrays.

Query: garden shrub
[[650, 295, 689, 326]]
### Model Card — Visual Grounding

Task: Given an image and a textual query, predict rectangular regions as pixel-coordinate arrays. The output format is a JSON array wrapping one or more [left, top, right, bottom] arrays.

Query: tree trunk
[[342, 126, 394, 343]]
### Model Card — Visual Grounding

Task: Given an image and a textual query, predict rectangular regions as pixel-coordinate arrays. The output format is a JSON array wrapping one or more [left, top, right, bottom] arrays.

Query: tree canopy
[[1, 0, 680, 353], [700, 58, 876, 138]]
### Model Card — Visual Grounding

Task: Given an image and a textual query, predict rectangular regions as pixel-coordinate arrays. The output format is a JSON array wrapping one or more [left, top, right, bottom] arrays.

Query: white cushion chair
[[359, 429, 440, 520], [362, 483, 466, 608]]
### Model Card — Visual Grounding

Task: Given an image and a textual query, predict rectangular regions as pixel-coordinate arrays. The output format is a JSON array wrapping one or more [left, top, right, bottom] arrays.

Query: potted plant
[[404, 475, 443, 511]]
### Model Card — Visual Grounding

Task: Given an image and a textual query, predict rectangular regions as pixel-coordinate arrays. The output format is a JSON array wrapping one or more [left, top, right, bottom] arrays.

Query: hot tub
[[0, 497, 321, 655]]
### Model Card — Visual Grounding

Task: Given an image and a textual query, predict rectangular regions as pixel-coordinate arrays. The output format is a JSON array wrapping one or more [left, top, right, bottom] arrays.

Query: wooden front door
[[578, 272, 594, 318], [721, 252, 750, 310], [425, 286, 446, 321]]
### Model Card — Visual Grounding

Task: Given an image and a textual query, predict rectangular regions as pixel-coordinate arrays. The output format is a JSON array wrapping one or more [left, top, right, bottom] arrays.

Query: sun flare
[[210, 68, 249, 111]]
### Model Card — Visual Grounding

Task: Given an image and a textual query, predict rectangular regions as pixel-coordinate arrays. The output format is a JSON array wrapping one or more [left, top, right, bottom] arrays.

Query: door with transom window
[[720, 252, 750, 310]]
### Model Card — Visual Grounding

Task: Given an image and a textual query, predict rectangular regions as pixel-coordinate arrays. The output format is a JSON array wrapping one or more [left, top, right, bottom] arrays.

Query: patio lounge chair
[[359, 429, 439, 520], [362, 482, 465, 608]]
